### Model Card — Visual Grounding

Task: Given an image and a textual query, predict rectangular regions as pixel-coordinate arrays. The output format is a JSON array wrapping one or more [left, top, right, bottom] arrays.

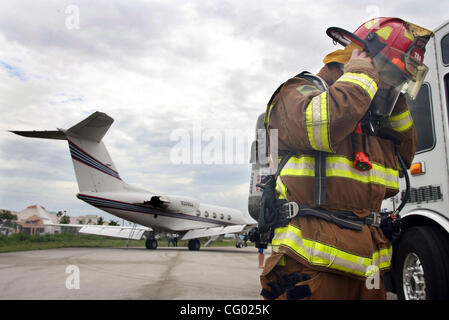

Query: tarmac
[[0, 246, 397, 300], [0, 246, 264, 300]]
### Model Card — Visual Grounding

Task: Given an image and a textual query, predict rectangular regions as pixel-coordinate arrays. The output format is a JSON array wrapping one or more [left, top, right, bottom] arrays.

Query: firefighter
[[260, 17, 433, 300]]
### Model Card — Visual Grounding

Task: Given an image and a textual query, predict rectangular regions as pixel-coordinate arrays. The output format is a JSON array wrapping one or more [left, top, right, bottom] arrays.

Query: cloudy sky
[[0, 0, 447, 224]]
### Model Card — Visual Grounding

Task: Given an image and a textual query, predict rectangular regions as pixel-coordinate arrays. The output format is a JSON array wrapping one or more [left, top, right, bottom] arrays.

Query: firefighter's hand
[[261, 271, 311, 300], [350, 49, 373, 64]]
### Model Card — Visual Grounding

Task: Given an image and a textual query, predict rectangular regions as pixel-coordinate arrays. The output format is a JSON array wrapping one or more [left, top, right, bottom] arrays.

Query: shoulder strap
[[275, 151, 295, 180]]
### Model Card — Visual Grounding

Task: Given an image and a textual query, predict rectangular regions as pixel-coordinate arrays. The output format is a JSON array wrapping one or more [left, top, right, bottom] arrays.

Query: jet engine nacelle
[[146, 195, 200, 213]]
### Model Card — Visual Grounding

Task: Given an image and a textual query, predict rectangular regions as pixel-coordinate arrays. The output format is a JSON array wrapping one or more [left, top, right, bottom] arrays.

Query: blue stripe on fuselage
[[68, 140, 121, 180], [77, 194, 233, 226]]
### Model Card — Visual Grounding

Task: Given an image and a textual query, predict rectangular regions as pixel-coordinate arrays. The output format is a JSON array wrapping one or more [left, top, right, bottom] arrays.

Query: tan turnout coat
[[261, 59, 417, 293]]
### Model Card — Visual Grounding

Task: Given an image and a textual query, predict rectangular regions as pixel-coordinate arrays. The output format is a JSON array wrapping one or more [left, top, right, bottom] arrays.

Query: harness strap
[[314, 152, 327, 205], [279, 204, 381, 231]]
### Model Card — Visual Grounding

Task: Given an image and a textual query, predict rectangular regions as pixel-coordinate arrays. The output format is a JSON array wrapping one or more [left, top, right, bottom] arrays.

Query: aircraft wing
[[181, 224, 249, 240], [47, 224, 151, 240]]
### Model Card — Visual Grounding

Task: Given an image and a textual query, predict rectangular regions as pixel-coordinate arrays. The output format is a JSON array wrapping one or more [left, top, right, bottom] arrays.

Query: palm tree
[[59, 215, 70, 224]]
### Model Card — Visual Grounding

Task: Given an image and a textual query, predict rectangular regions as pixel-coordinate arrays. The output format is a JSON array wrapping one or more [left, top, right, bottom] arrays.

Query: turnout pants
[[260, 252, 386, 300]]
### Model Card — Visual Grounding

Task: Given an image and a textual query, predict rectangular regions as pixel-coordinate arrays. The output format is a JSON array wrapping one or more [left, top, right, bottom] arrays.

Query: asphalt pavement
[[0, 246, 397, 300]]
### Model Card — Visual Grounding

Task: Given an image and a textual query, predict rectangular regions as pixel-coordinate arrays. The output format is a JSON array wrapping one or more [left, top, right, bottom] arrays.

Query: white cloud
[[1, 0, 447, 220]]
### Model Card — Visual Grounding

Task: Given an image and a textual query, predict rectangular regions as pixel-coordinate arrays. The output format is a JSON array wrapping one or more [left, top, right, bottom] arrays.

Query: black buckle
[[280, 202, 299, 219], [366, 212, 381, 227]]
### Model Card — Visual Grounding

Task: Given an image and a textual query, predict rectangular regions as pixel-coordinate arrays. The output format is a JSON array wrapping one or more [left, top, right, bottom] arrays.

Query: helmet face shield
[[372, 49, 408, 87], [372, 45, 429, 100], [402, 62, 429, 99]]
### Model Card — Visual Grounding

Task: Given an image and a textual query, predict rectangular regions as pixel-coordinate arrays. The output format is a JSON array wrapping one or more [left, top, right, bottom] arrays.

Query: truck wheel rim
[[402, 252, 426, 300]]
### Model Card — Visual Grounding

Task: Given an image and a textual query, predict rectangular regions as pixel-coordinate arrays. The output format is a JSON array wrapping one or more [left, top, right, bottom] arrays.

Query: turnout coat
[[262, 59, 417, 281]]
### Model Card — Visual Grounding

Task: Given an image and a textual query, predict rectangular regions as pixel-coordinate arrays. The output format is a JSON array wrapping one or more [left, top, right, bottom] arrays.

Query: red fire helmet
[[327, 18, 434, 109]]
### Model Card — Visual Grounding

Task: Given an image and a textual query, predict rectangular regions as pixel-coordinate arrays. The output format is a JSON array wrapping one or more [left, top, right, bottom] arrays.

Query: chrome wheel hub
[[402, 252, 426, 300]]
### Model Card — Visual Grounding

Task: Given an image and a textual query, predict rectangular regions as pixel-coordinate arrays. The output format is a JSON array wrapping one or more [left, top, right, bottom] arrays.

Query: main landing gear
[[145, 238, 158, 250], [188, 239, 200, 251], [145, 232, 158, 250]]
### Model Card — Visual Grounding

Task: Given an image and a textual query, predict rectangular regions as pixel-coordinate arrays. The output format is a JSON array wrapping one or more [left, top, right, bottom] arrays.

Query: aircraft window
[[196, 210, 201, 216], [442, 33, 449, 65], [227, 215, 231, 221], [204, 211, 209, 217], [220, 213, 224, 220], [406, 83, 435, 153], [212, 212, 217, 219]]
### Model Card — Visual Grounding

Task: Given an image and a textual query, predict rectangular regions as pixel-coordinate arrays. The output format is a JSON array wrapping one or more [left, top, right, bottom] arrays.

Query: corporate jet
[[11, 111, 255, 250]]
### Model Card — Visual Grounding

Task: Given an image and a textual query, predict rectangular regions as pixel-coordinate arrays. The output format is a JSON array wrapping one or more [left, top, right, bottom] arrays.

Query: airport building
[[16, 205, 60, 235], [8, 205, 99, 235]]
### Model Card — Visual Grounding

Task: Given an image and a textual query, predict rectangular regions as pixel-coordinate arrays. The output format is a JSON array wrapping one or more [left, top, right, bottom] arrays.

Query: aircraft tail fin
[[66, 111, 113, 142], [12, 112, 126, 193]]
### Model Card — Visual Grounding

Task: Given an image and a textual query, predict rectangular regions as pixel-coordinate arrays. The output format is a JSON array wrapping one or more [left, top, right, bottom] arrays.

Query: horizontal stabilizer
[[181, 224, 246, 240], [67, 111, 113, 142], [9, 130, 66, 140], [10, 111, 113, 143]]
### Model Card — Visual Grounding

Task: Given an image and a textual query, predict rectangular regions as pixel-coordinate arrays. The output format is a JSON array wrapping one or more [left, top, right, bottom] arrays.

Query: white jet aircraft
[[11, 111, 255, 250]]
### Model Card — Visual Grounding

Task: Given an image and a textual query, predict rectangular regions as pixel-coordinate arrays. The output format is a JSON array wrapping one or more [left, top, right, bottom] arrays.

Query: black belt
[[279, 203, 381, 231]]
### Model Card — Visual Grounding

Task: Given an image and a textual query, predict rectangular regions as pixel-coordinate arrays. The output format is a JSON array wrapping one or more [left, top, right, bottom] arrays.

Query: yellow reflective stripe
[[319, 93, 332, 152], [337, 72, 378, 100], [326, 156, 399, 189], [305, 98, 317, 150], [386, 110, 413, 132], [278, 255, 286, 266], [264, 104, 274, 124], [272, 224, 392, 277], [280, 155, 315, 177], [278, 155, 399, 189], [388, 109, 411, 121], [275, 176, 288, 200], [305, 92, 333, 153]]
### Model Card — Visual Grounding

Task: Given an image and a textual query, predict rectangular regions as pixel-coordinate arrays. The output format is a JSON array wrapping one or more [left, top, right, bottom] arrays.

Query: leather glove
[[261, 271, 311, 300], [257, 175, 278, 234], [380, 212, 401, 242]]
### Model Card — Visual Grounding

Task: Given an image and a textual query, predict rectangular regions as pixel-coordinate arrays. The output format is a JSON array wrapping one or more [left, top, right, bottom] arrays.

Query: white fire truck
[[380, 19, 449, 300], [248, 19, 449, 300]]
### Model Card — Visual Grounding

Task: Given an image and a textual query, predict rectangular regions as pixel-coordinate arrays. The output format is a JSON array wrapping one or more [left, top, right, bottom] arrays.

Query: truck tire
[[394, 226, 449, 300]]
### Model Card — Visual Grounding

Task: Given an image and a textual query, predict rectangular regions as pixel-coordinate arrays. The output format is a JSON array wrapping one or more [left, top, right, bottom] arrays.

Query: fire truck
[[380, 19, 449, 300], [248, 20, 449, 300]]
